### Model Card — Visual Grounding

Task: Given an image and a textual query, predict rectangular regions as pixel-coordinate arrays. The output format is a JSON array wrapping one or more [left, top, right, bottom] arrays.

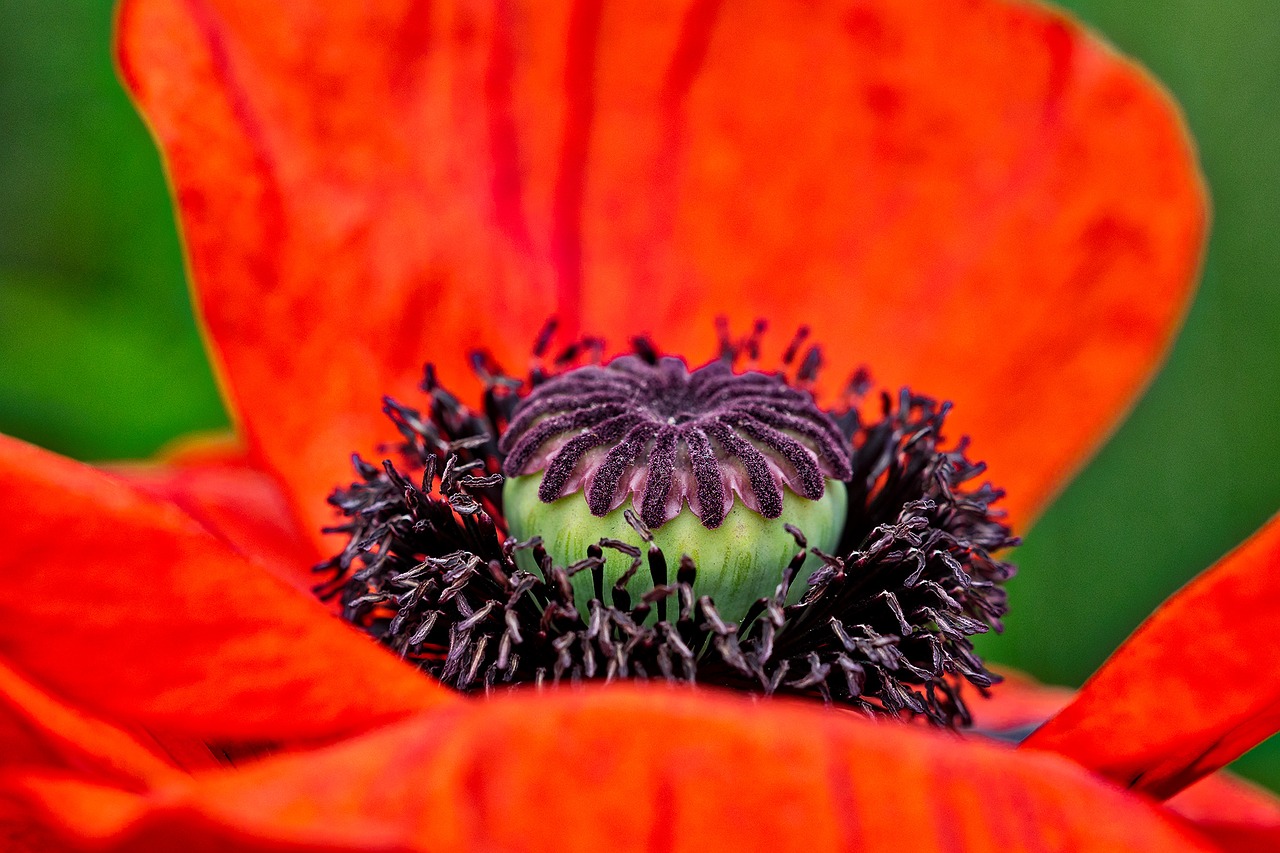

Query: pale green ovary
[[503, 474, 847, 622]]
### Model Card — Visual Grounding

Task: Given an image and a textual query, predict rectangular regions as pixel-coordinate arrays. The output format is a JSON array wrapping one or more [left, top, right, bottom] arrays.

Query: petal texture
[[0, 797, 77, 853], [1024, 512, 1280, 799], [0, 660, 179, 789], [110, 432, 319, 595], [0, 434, 452, 744], [967, 669, 1072, 736], [15, 687, 1218, 853], [1168, 774, 1280, 853], [117, 0, 1206, 540]]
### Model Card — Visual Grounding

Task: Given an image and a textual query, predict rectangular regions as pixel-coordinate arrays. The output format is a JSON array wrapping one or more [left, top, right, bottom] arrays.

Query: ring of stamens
[[317, 325, 1017, 728]]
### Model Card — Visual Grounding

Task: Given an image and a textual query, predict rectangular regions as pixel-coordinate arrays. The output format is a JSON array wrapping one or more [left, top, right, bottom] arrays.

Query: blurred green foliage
[[2, 1, 1278, 790], [980, 0, 1280, 792], [0, 1, 225, 458]]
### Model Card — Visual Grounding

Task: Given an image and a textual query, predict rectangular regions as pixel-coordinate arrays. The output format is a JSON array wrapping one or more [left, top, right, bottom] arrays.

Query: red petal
[[0, 434, 453, 744], [1023, 512, 1280, 799], [109, 432, 320, 596], [968, 668, 1072, 734], [117, 0, 1205, 540], [1167, 773, 1280, 852], [15, 686, 1219, 852], [0, 797, 78, 853], [0, 659, 179, 789], [3, 780, 148, 850]]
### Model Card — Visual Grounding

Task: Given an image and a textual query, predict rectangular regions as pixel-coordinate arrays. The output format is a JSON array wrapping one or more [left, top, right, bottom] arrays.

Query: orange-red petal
[[968, 668, 1073, 735], [13, 686, 1220, 852], [0, 659, 180, 790], [1024, 511, 1280, 799], [109, 432, 319, 595], [117, 0, 1206, 544], [0, 796, 78, 853], [0, 434, 452, 745], [1167, 773, 1280, 852]]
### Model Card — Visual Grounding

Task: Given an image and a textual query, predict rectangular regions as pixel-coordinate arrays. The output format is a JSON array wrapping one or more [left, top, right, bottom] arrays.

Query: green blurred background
[[2, 1, 1278, 790]]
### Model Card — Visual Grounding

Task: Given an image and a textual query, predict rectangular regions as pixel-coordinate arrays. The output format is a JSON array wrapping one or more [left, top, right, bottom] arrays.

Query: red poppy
[[4, 0, 1278, 850]]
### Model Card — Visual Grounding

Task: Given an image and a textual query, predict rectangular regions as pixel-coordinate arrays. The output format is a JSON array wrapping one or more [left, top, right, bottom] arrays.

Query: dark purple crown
[[499, 356, 853, 529]]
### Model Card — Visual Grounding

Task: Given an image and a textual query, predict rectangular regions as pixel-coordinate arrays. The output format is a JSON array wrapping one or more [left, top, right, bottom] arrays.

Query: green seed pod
[[504, 473, 847, 621]]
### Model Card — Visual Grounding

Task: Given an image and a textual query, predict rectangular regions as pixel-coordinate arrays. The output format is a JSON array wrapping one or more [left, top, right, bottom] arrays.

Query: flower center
[[499, 355, 852, 528], [316, 323, 1018, 728], [498, 355, 854, 621]]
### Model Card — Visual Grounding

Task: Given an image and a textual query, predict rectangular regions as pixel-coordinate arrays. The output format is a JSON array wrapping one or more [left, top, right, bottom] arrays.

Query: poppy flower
[[3, 0, 1280, 850]]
